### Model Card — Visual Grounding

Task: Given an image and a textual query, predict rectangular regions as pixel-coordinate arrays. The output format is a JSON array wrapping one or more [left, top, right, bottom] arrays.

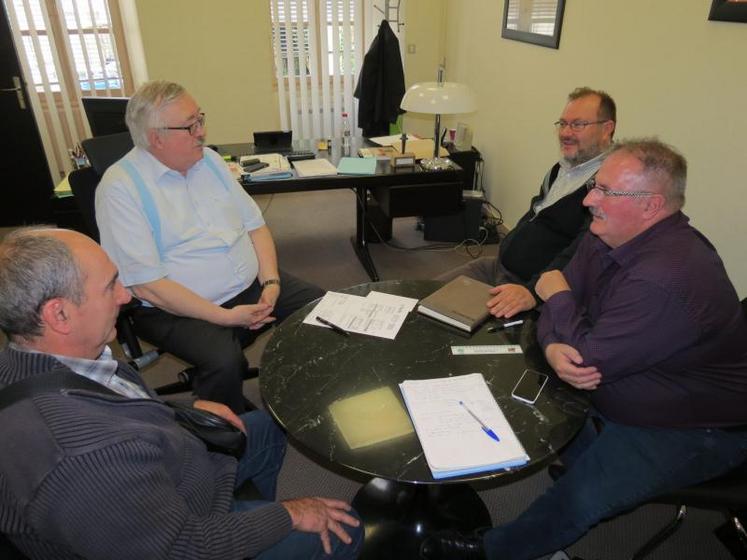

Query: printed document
[[399, 373, 529, 479], [303, 290, 417, 339]]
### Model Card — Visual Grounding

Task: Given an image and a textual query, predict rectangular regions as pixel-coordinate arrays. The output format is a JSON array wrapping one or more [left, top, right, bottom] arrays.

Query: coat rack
[[374, 0, 404, 32]]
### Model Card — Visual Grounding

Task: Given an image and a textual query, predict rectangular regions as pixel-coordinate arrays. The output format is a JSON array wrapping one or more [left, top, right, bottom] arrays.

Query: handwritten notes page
[[399, 373, 529, 479], [303, 291, 418, 339]]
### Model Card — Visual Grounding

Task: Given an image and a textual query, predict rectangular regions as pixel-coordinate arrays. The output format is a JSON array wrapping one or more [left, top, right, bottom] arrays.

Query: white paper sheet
[[399, 373, 529, 478], [303, 291, 413, 339]]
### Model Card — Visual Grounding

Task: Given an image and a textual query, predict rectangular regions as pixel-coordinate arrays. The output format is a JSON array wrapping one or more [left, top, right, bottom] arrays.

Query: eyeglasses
[[585, 178, 656, 198], [160, 113, 206, 136], [554, 119, 608, 132]]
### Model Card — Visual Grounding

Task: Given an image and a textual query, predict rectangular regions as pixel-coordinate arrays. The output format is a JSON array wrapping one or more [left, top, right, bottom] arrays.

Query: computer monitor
[[81, 96, 129, 137]]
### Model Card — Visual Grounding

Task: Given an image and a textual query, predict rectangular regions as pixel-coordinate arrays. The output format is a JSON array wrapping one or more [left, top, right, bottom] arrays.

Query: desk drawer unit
[[371, 181, 462, 218]]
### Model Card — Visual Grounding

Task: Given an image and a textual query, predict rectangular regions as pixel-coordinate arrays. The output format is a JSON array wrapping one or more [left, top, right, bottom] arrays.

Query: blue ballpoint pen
[[459, 401, 500, 443]]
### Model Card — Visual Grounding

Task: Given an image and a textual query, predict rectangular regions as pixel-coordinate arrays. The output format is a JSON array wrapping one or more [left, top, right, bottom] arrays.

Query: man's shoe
[[420, 530, 487, 560]]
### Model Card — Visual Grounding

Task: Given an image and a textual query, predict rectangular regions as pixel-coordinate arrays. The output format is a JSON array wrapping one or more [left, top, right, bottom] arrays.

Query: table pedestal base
[[352, 477, 491, 560]]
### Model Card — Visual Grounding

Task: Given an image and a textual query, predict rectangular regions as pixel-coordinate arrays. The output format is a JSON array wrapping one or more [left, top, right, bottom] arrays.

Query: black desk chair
[[631, 297, 747, 560], [69, 133, 257, 396]]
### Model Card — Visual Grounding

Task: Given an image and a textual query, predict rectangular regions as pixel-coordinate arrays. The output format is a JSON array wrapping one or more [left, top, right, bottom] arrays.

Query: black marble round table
[[260, 280, 589, 558]]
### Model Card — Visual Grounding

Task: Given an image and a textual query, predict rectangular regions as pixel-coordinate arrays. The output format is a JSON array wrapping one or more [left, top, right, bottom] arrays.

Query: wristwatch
[[261, 278, 281, 288]]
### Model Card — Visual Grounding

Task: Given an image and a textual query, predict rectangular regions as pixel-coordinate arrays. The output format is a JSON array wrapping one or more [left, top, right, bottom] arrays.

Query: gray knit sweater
[[0, 347, 291, 559]]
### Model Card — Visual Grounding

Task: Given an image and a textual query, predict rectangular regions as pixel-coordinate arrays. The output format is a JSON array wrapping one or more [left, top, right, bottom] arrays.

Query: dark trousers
[[131, 270, 324, 413], [481, 415, 747, 560], [435, 255, 519, 286]]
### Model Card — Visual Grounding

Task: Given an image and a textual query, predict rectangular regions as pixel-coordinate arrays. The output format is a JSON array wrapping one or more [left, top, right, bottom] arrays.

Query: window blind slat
[[282, 0, 299, 134], [317, 2, 332, 138], [294, 0, 311, 138], [306, 0, 322, 139], [271, 0, 289, 131]]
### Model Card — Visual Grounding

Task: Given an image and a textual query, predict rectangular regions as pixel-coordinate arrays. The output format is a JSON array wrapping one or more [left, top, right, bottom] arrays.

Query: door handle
[[0, 76, 27, 110]]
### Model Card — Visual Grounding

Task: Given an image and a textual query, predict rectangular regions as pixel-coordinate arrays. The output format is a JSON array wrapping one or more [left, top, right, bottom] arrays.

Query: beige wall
[[130, 0, 747, 294], [401, 0, 448, 136], [441, 0, 747, 295], [133, 0, 279, 143]]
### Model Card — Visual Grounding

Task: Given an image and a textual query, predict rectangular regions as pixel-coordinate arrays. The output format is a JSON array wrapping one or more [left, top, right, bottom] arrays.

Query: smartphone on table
[[511, 368, 549, 405]]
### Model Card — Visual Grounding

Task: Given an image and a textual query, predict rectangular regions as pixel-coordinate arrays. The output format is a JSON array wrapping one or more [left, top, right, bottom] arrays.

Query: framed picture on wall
[[709, 0, 747, 23], [501, 0, 566, 49]]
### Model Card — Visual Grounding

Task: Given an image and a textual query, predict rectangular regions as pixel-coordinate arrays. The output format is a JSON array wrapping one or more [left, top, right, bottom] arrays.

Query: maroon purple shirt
[[538, 212, 747, 428]]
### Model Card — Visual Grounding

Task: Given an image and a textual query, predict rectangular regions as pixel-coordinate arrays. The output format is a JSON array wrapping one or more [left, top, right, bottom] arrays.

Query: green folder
[[337, 156, 377, 176]]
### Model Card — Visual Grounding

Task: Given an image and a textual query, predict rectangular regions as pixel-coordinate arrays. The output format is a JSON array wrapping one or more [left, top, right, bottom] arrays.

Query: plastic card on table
[[329, 386, 414, 449]]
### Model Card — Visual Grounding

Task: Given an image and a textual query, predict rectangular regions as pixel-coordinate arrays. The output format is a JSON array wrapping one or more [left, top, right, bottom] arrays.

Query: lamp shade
[[400, 81, 476, 114]]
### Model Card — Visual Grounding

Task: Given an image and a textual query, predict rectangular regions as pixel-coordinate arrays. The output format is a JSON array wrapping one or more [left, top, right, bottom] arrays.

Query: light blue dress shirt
[[96, 147, 265, 305]]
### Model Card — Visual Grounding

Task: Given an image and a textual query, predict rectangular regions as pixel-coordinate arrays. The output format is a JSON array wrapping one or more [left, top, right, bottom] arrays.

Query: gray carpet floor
[[0, 190, 733, 559]]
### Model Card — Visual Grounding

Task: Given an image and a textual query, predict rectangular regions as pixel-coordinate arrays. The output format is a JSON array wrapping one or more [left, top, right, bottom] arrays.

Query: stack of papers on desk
[[238, 154, 293, 181], [240, 153, 293, 181], [368, 134, 418, 146], [292, 158, 338, 177], [303, 290, 418, 339], [399, 373, 528, 479], [358, 146, 397, 160], [392, 138, 448, 159]]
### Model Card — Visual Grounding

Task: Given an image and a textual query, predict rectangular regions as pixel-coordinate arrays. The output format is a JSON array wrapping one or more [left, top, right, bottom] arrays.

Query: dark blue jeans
[[231, 411, 363, 559], [482, 415, 747, 560]]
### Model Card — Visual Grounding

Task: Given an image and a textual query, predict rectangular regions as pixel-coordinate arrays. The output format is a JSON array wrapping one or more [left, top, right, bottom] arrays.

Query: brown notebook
[[417, 275, 493, 332]]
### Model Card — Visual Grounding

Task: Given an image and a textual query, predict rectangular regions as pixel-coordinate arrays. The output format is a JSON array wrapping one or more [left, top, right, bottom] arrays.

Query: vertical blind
[[6, 0, 129, 180], [270, 0, 364, 141]]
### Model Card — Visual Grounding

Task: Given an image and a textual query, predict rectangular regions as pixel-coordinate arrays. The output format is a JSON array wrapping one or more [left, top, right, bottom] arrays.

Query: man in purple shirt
[[421, 139, 747, 560]]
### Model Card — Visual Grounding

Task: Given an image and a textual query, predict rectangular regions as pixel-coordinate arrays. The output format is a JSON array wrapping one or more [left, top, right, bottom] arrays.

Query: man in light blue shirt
[[96, 81, 323, 413]]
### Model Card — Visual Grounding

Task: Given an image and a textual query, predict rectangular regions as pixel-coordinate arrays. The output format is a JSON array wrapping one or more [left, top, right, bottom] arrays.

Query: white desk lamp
[[400, 75, 476, 171]]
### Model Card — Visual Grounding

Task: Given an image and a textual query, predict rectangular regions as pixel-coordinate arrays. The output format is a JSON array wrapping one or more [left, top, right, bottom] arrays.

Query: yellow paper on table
[[329, 386, 414, 449]]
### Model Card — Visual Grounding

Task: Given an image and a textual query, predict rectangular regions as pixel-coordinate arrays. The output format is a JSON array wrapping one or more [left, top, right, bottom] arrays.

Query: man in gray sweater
[[0, 227, 362, 559]]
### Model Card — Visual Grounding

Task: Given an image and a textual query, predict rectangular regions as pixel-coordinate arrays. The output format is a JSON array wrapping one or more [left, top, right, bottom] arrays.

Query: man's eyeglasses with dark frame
[[585, 178, 657, 198], [160, 113, 206, 136], [554, 119, 609, 132]]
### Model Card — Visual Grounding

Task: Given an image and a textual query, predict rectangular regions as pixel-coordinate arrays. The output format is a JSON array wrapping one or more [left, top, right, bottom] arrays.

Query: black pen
[[487, 319, 524, 333], [316, 316, 350, 337]]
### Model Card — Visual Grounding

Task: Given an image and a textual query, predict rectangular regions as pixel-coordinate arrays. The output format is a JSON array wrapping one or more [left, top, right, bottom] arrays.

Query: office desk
[[260, 280, 590, 558], [217, 140, 463, 281]]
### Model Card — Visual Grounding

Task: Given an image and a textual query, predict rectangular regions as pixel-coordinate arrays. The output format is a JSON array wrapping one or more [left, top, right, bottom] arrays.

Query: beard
[[562, 138, 604, 167]]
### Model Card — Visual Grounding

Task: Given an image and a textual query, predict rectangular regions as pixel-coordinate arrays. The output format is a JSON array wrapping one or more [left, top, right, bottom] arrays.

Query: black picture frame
[[709, 0, 747, 23], [501, 0, 566, 49]]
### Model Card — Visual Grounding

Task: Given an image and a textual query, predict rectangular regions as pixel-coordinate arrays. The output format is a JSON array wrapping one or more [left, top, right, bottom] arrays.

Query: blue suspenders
[[117, 154, 234, 258]]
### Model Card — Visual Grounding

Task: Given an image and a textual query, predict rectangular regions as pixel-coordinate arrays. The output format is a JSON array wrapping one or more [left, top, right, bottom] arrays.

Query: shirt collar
[[9, 343, 152, 400], [9, 342, 119, 378], [134, 146, 206, 183], [596, 211, 688, 266]]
